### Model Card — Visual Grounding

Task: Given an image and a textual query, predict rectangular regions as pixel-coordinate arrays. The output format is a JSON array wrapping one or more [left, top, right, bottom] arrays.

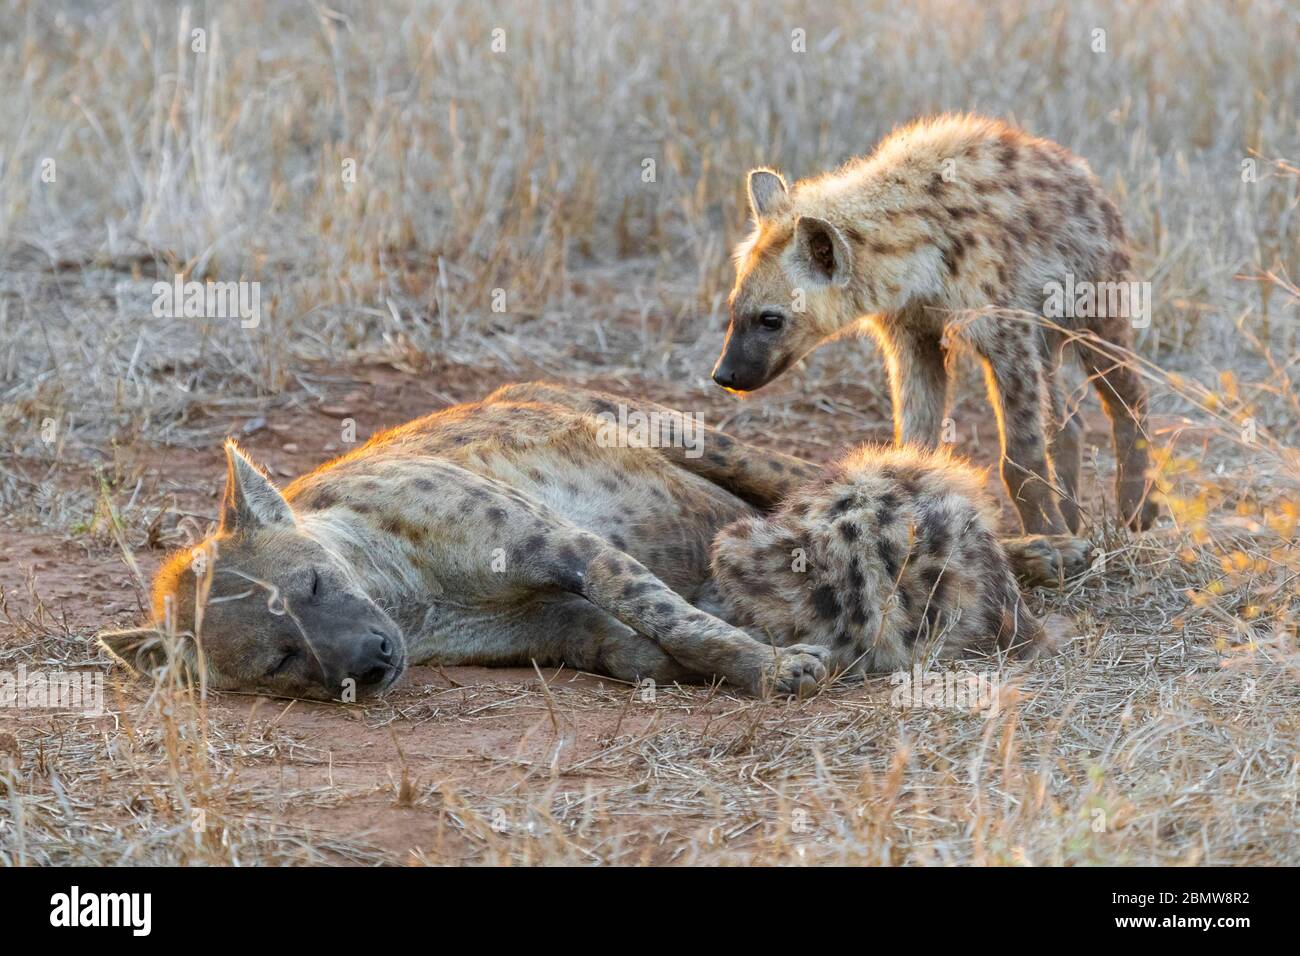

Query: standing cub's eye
[[758, 311, 785, 331]]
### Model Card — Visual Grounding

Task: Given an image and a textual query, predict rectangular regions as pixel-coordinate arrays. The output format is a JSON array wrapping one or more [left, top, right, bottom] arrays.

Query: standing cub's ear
[[747, 167, 789, 219], [219, 440, 293, 533], [794, 215, 853, 287]]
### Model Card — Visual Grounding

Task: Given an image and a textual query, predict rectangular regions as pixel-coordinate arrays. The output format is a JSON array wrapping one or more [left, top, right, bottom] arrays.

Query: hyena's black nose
[[362, 627, 393, 659], [352, 629, 395, 687], [712, 365, 738, 389]]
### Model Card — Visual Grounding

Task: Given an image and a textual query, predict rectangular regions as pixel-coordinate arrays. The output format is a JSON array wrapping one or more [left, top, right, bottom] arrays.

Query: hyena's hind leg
[[1074, 318, 1159, 531], [1043, 333, 1084, 533], [487, 381, 819, 508], [972, 330, 1071, 536]]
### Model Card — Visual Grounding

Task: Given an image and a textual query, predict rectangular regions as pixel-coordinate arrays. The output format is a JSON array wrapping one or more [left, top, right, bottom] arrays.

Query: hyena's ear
[[220, 440, 293, 532], [794, 215, 853, 287], [747, 167, 788, 219], [98, 625, 170, 675]]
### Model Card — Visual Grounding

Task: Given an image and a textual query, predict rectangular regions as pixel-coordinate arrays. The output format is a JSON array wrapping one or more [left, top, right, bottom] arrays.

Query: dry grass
[[0, 0, 1296, 865]]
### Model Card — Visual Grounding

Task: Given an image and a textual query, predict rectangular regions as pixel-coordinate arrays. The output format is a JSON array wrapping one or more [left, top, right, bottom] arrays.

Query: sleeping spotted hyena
[[101, 384, 1083, 700], [712, 113, 1159, 535]]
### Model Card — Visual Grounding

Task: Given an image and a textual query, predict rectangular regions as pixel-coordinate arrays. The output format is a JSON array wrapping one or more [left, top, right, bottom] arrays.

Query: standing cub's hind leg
[[1044, 343, 1084, 534], [1048, 412, 1084, 534], [975, 333, 1070, 536], [1075, 322, 1159, 531]]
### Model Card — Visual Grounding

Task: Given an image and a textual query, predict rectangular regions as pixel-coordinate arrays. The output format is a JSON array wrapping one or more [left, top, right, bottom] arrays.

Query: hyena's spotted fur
[[102, 384, 1083, 700], [713, 113, 1159, 534], [711, 445, 1065, 675]]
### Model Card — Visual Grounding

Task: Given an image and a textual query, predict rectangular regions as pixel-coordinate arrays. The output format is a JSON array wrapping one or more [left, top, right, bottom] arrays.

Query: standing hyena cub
[[712, 114, 1158, 534]]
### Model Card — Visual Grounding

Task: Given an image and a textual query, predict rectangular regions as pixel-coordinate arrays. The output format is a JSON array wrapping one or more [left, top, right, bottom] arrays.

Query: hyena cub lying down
[[101, 384, 1086, 701], [710, 445, 1061, 675], [713, 113, 1159, 535]]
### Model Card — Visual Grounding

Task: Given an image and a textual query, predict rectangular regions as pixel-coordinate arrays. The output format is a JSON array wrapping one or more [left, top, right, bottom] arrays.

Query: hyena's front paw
[[1004, 534, 1092, 588], [761, 644, 829, 698]]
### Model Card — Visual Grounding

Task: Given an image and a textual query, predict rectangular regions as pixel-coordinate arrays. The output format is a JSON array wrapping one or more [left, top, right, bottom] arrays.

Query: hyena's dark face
[[712, 169, 857, 393], [714, 252, 826, 393], [100, 443, 406, 701]]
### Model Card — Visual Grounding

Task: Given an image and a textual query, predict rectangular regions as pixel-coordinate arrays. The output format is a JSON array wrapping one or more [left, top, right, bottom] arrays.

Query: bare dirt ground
[[1, 0, 1296, 865]]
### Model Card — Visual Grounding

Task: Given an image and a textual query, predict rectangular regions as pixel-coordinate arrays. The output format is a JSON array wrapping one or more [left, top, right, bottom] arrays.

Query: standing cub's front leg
[[878, 320, 952, 448]]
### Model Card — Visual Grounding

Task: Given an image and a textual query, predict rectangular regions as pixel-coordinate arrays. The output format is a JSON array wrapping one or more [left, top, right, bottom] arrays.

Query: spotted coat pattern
[[711, 445, 1050, 674], [104, 384, 1081, 700], [717, 114, 1159, 535]]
